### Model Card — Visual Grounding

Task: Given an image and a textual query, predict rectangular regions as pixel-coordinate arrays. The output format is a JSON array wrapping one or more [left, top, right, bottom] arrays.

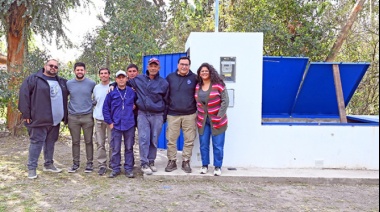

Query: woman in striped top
[[195, 63, 229, 176]]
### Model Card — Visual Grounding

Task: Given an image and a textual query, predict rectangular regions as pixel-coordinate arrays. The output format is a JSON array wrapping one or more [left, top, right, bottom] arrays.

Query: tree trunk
[[325, 0, 366, 62], [6, 2, 28, 135]]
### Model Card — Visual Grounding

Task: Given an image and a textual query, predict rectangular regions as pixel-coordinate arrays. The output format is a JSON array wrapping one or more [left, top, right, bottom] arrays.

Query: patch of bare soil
[[0, 135, 379, 212]]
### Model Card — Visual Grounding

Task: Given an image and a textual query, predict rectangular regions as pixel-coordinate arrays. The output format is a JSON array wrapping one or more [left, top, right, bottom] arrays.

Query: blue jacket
[[128, 71, 169, 114], [103, 86, 136, 131]]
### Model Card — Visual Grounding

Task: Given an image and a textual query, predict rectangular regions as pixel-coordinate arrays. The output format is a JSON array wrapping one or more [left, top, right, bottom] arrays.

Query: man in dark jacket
[[165, 56, 198, 173], [128, 58, 169, 175], [18, 59, 69, 179]]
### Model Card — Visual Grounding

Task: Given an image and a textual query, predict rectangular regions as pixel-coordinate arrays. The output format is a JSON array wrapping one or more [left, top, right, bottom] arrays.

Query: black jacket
[[128, 71, 169, 113], [18, 68, 69, 127], [166, 70, 198, 116]]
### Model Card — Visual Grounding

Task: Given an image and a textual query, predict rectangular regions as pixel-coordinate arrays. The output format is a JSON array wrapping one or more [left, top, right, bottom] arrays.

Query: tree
[[78, 0, 165, 73], [163, 0, 216, 52], [0, 0, 90, 133], [325, 0, 367, 62]]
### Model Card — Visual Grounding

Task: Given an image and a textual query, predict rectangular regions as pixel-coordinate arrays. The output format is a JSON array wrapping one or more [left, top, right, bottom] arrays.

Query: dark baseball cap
[[148, 57, 160, 65]]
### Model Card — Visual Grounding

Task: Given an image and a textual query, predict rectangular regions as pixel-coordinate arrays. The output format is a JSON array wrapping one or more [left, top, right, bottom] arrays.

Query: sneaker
[[125, 171, 134, 178], [214, 167, 222, 176], [148, 161, 157, 172], [98, 167, 107, 176], [68, 164, 80, 173], [84, 163, 93, 173], [141, 165, 153, 175], [43, 164, 62, 173], [165, 160, 177, 172], [200, 166, 208, 174], [108, 171, 120, 178], [182, 160, 192, 173], [28, 169, 37, 179]]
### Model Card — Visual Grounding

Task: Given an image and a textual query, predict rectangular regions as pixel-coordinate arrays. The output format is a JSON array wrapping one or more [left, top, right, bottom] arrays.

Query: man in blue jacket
[[103, 70, 136, 178], [128, 58, 169, 175], [18, 59, 68, 179]]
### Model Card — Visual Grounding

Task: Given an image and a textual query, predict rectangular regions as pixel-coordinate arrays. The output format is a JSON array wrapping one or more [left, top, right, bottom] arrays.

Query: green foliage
[[0, 0, 90, 48], [73, 0, 378, 115], [228, 0, 335, 60], [0, 48, 50, 109], [163, 0, 215, 52], [78, 0, 165, 74], [344, 0, 379, 115]]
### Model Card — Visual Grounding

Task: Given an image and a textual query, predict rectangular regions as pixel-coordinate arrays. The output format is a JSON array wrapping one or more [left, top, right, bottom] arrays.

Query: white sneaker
[[200, 166, 208, 174], [214, 167, 222, 176], [149, 162, 157, 172], [141, 165, 153, 175]]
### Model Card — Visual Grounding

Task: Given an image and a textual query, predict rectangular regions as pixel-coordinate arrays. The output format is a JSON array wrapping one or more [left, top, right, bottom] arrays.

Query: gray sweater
[[67, 77, 96, 115]]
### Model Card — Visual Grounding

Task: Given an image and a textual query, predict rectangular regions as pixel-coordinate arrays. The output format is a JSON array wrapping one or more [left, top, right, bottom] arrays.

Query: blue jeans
[[27, 125, 60, 170], [199, 119, 226, 168], [110, 127, 135, 173], [137, 111, 164, 166]]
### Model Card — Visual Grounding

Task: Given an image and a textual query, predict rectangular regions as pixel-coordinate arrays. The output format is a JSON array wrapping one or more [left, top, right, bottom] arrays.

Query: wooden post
[[332, 64, 348, 123]]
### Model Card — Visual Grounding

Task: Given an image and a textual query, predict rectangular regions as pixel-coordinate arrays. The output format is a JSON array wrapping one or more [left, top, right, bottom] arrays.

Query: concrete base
[[143, 150, 379, 185]]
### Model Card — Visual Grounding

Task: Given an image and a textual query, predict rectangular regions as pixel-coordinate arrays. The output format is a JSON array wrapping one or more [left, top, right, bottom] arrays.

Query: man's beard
[[46, 70, 57, 77], [76, 74, 84, 80]]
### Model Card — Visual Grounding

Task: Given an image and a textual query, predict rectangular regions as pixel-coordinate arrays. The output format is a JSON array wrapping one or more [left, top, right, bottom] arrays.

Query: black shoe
[[98, 167, 107, 176], [182, 160, 192, 173], [85, 163, 93, 173], [108, 171, 120, 178], [165, 160, 177, 172], [125, 171, 134, 178], [68, 164, 79, 173]]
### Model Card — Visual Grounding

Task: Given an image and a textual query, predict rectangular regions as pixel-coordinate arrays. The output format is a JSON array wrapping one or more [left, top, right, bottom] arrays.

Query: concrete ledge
[[143, 166, 379, 185], [143, 150, 379, 185]]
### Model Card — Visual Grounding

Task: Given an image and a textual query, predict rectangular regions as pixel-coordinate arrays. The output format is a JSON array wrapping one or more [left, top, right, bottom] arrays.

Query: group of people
[[18, 56, 229, 179]]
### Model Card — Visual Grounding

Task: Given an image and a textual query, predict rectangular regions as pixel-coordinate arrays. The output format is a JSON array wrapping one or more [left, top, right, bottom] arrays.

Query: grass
[[0, 136, 379, 211]]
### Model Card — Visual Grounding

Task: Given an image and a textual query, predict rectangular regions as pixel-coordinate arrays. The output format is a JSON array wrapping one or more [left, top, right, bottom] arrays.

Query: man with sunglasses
[[18, 59, 69, 179]]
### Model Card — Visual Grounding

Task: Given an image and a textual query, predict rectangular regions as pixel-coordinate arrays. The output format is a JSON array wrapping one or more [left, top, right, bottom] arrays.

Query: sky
[[36, 0, 105, 63], [37, 0, 194, 64]]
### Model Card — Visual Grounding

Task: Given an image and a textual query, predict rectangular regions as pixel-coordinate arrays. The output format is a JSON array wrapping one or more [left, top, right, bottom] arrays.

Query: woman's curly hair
[[196, 63, 225, 87]]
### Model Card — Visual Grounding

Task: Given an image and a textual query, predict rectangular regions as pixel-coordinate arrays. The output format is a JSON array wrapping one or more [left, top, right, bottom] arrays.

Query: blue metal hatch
[[262, 56, 309, 118], [292, 62, 370, 117]]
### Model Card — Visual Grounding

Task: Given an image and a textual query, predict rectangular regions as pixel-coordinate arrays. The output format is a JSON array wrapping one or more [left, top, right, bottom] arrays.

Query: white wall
[[186, 32, 379, 170]]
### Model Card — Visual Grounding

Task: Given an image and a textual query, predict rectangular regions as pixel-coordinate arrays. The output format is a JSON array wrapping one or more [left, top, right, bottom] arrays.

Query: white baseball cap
[[115, 70, 127, 77]]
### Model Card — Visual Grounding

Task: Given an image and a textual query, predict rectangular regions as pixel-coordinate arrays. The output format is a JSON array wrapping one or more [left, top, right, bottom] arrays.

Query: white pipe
[[215, 0, 219, 32]]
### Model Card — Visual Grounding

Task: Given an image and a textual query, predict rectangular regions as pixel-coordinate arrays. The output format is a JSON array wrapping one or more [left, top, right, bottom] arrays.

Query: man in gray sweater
[[67, 62, 96, 173]]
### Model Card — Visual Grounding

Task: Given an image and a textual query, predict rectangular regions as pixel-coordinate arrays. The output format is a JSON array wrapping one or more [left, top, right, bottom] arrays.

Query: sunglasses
[[48, 64, 59, 69]]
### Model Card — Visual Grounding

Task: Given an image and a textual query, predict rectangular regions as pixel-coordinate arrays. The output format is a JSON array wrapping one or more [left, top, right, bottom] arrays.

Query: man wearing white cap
[[103, 70, 136, 178]]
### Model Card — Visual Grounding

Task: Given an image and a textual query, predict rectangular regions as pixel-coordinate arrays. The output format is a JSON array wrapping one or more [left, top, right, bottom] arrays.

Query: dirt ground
[[0, 135, 379, 212]]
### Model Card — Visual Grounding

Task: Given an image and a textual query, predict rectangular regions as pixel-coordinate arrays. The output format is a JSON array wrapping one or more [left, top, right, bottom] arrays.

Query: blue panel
[[292, 62, 370, 117], [262, 56, 309, 117], [143, 53, 187, 150], [348, 115, 379, 124], [339, 63, 370, 106], [143, 53, 187, 78]]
